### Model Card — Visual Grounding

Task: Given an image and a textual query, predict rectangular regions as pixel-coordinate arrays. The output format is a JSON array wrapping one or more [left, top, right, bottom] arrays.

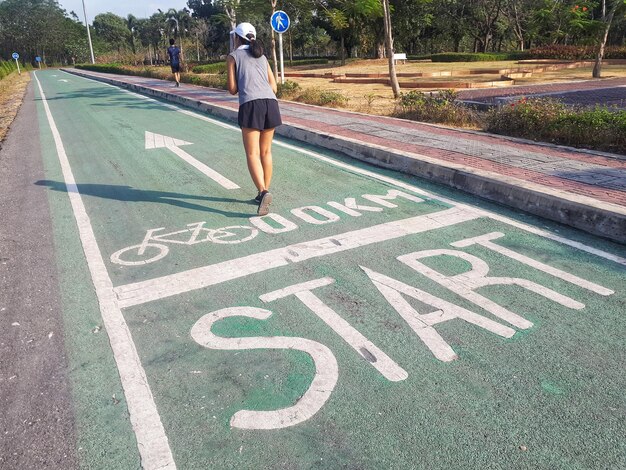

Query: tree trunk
[[271, 32, 279, 82], [376, 42, 384, 59], [270, 1, 279, 82], [382, 0, 400, 99], [593, 1, 619, 78], [340, 33, 345, 66]]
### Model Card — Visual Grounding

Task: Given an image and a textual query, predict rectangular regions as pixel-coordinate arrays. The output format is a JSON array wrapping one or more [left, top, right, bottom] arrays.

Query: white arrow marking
[[58, 79, 69, 82], [145, 131, 239, 189]]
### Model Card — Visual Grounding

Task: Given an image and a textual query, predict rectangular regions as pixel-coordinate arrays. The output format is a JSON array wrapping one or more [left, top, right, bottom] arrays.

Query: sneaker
[[254, 191, 263, 203], [176, 81, 180, 87], [257, 190, 272, 216]]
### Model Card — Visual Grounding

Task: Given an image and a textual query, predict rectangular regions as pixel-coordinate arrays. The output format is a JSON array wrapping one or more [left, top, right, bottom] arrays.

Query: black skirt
[[238, 99, 282, 130]]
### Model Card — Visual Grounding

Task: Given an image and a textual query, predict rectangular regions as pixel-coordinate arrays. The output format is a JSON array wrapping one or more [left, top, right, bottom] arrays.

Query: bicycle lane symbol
[[110, 221, 259, 266]]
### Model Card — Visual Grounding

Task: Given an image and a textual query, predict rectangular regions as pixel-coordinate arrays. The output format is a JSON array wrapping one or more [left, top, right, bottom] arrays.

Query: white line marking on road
[[261, 278, 408, 381], [362, 266, 515, 362], [114, 207, 480, 307], [191, 307, 338, 429], [65, 70, 626, 268], [145, 131, 191, 149], [144, 131, 240, 189], [33, 72, 176, 470], [398, 249, 588, 329], [451, 232, 614, 295]]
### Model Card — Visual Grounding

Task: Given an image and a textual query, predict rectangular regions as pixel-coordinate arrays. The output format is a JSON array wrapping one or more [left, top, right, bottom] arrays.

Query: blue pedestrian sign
[[271, 11, 290, 34], [35, 56, 42, 62], [12, 52, 19, 60]]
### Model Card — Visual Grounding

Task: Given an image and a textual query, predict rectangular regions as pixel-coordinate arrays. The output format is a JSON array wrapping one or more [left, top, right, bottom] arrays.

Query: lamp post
[[82, 0, 95, 64]]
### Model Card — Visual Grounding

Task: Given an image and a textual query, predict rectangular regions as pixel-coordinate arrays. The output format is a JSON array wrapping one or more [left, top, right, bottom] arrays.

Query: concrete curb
[[64, 69, 626, 244]]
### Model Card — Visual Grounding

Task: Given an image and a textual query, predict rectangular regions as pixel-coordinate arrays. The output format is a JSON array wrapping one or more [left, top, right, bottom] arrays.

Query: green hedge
[[527, 45, 626, 60], [192, 62, 227, 74], [287, 58, 329, 66], [431, 52, 527, 62]]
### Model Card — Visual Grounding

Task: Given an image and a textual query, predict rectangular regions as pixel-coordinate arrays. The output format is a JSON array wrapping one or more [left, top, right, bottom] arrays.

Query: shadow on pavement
[[35, 86, 171, 111], [35, 180, 256, 217]]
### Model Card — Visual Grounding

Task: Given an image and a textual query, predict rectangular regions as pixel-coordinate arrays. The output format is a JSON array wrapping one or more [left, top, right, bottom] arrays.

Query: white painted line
[[33, 72, 176, 470], [65, 70, 626, 268], [261, 278, 408, 382], [191, 307, 338, 429], [145, 131, 192, 149], [144, 131, 239, 189], [363, 266, 515, 362], [398, 249, 589, 330], [114, 207, 480, 308], [451, 232, 614, 295]]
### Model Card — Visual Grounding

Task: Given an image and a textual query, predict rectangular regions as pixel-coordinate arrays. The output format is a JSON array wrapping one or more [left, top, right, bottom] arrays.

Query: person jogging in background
[[227, 22, 281, 217], [167, 38, 181, 87]]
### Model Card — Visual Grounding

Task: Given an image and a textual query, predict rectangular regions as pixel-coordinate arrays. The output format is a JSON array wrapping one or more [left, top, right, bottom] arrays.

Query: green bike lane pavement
[[33, 70, 626, 469]]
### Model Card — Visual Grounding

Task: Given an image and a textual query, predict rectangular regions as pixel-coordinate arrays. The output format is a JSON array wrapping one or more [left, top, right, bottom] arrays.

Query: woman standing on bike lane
[[227, 22, 282, 217]]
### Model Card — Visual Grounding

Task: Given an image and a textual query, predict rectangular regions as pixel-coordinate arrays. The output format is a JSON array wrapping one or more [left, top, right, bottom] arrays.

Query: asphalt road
[[1, 70, 625, 470], [0, 82, 78, 468]]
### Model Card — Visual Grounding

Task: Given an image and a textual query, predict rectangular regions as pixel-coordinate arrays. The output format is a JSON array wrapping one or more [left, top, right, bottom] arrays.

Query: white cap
[[231, 22, 256, 41]]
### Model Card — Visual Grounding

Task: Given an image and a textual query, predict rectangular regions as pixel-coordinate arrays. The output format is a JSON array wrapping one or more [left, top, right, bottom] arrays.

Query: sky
[[58, 0, 190, 20]]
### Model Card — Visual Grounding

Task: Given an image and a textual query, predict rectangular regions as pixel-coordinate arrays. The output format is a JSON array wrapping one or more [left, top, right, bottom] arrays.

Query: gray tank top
[[230, 47, 277, 105]]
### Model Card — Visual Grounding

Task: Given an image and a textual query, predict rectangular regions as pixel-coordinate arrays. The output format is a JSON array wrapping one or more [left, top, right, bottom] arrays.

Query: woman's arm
[[267, 62, 277, 94], [227, 56, 238, 95]]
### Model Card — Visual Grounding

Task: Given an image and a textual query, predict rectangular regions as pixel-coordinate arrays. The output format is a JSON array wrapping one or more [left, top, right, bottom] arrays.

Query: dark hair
[[169, 38, 175, 46], [245, 33, 264, 59]]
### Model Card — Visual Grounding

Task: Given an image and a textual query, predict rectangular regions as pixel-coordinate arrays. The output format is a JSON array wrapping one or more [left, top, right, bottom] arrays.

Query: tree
[[381, 0, 400, 98], [504, 0, 541, 50], [467, 0, 506, 52], [593, 0, 626, 77], [93, 12, 129, 52], [126, 14, 138, 54]]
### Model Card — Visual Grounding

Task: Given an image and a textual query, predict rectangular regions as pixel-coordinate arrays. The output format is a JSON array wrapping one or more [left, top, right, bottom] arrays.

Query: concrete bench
[[393, 53, 407, 64]]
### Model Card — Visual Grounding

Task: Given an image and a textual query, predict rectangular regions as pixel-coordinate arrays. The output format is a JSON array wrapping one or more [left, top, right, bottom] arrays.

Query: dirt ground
[[282, 59, 626, 115], [0, 72, 31, 142]]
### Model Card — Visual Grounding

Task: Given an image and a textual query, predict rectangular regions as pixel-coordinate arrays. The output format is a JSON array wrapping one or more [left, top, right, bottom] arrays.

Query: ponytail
[[246, 34, 264, 58]]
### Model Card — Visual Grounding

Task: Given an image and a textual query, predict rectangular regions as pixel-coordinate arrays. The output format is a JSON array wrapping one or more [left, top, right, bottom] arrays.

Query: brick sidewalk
[[64, 69, 626, 243]]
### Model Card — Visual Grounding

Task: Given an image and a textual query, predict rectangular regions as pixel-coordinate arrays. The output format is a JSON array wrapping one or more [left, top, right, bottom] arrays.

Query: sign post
[[270, 11, 290, 85], [35, 56, 42, 69], [12, 52, 20, 75]]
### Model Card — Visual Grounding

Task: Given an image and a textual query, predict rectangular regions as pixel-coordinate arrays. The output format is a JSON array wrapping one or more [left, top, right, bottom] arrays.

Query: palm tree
[[126, 14, 138, 54]]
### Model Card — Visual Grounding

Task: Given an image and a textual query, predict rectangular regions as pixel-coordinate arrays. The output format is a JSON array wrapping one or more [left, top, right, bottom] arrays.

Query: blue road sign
[[271, 11, 290, 34], [36, 56, 42, 62], [12, 52, 19, 60]]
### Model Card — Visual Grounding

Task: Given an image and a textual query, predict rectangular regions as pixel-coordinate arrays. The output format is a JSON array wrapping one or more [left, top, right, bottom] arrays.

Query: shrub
[[276, 80, 301, 99], [431, 52, 526, 62], [485, 97, 626, 153], [526, 45, 595, 60], [192, 62, 227, 74], [394, 89, 481, 127], [526, 45, 626, 60], [294, 87, 349, 107], [288, 58, 329, 66]]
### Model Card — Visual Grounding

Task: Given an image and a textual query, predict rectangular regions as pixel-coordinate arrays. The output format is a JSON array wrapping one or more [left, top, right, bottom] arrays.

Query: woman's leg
[[242, 128, 265, 191], [259, 128, 275, 190]]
